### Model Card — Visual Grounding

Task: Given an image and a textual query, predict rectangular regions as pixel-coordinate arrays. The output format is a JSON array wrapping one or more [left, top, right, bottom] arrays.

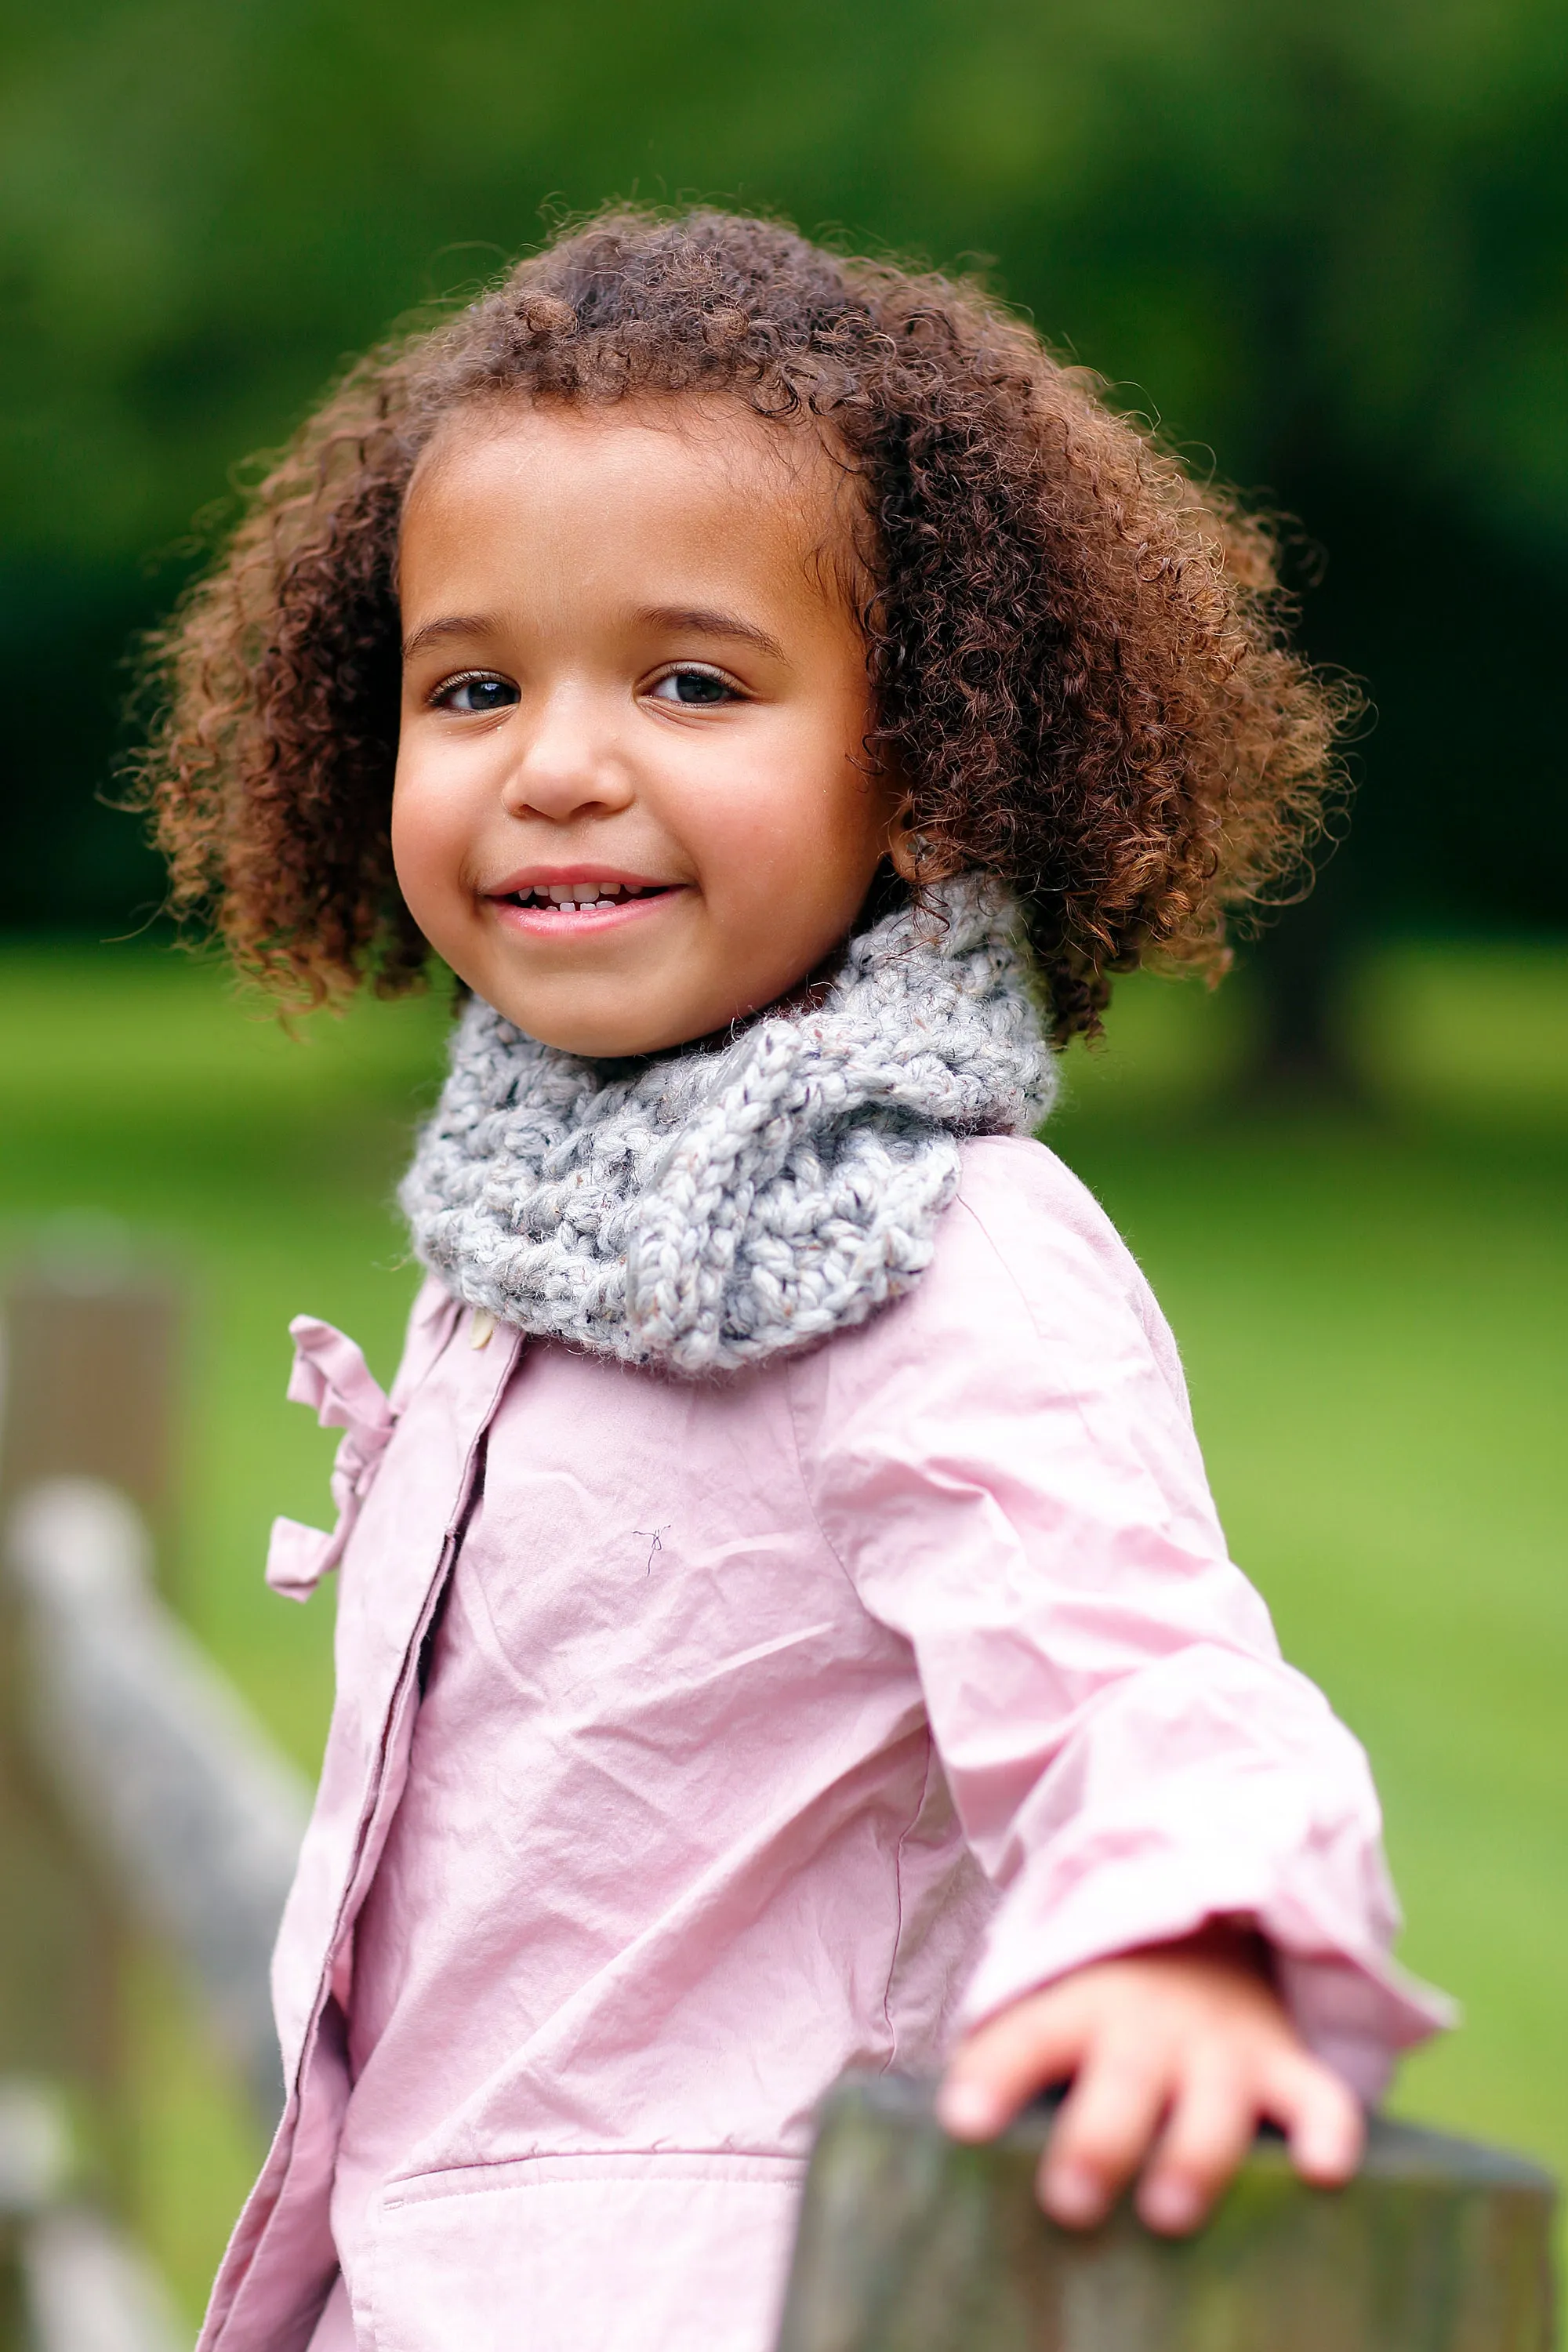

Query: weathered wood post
[[0, 1254, 183, 1565], [0, 1254, 182, 2193], [775, 2074, 1557, 2352]]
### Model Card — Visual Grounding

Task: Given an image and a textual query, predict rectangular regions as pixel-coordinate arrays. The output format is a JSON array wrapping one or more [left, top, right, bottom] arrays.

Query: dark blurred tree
[[2, 0, 1564, 1044]]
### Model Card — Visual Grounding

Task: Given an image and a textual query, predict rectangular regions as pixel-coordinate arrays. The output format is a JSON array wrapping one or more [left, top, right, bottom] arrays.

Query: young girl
[[143, 209, 1446, 2352]]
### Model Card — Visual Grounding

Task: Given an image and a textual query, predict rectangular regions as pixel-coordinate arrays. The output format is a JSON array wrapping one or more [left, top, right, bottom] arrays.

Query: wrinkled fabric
[[201, 1139, 1447, 2352]]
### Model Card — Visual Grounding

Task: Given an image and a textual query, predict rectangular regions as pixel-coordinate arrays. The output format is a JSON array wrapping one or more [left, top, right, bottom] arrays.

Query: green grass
[[2, 935, 1565, 2318]]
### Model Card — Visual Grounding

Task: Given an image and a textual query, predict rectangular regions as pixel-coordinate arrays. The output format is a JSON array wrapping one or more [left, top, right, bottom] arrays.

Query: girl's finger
[[938, 1992, 1087, 2140], [1136, 2054, 1256, 2234], [1036, 2047, 1169, 2228], [1263, 2049, 1364, 2185]]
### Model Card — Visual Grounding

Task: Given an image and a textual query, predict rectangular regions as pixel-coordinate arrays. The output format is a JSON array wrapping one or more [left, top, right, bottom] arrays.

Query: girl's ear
[[887, 800, 959, 886]]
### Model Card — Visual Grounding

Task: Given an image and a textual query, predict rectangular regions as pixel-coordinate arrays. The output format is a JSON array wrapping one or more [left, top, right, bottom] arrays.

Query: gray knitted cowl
[[399, 876, 1055, 1376]]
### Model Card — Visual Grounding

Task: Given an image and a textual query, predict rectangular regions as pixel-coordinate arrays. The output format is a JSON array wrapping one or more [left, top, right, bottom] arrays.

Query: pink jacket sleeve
[[797, 1136, 1450, 2100]]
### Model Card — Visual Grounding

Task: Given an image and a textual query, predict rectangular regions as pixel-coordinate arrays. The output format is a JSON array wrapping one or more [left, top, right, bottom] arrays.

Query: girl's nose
[[501, 688, 635, 824]]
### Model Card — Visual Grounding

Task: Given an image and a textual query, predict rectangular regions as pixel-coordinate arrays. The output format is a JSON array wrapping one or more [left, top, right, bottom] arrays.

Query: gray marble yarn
[[400, 877, 1055, 1375]]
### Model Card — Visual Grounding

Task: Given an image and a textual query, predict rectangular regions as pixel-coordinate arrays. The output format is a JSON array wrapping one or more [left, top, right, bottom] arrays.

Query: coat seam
[[879, 1728, 935, 2074], [780, 1347, 936, 2082], [946, 1189, 1109, 1466], [379, 2165, 808, 2216], [777, 1350, 871, 1618], [381, 2145, 807, 2192]]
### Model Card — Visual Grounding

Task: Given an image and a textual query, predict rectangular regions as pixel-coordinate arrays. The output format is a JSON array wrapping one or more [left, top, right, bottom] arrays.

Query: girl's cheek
[[388, 778, 426, 901], [390, 767, 463, 924]]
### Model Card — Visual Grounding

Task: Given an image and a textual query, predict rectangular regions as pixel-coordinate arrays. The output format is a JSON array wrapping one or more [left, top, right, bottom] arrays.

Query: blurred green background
[[1, 0, 1565, 2325]]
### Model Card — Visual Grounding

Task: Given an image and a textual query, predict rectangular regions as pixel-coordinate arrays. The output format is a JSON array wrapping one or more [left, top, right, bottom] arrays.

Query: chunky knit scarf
[[400, 877, 1054, 1375]]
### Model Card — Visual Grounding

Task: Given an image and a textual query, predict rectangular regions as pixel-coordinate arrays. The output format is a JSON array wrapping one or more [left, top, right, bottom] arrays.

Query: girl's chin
[[481, 979, 774, 1061]]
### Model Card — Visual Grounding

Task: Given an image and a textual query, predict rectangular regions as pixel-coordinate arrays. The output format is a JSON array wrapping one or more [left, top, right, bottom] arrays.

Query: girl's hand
[[936, 1922, 1363, 2235]]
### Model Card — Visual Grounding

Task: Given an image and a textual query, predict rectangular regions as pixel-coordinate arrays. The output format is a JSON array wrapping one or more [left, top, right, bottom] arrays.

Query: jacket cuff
[[955, 1851, 1454, 2102]]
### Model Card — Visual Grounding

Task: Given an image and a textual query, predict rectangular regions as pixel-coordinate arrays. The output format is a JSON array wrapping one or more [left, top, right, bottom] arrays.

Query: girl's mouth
[[488, 878, 682, 935]]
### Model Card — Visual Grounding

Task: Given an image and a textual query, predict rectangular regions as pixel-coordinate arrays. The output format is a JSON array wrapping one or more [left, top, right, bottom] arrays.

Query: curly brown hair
[[136, 205, 1350, 1044]]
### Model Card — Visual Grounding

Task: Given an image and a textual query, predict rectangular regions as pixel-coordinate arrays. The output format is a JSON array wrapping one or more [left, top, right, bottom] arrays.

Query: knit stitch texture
[[400, 877, 1055, 1374]]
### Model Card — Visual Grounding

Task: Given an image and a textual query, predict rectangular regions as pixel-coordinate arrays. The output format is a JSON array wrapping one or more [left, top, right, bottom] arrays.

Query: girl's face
[[394, 397, 900, 1057]]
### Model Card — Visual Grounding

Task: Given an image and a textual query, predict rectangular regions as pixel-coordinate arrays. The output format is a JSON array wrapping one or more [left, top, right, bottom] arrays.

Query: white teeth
[[510, 881, 654, 909]]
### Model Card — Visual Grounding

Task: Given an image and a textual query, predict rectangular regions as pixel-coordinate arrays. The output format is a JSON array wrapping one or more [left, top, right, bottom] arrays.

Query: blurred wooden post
[[0, 1258, 182, 2199], [0, 1258, 181, 1580], [775, 2075, 1558, 2352]]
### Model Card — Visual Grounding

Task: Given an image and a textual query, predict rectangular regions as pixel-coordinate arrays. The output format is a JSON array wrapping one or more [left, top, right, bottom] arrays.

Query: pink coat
[[199, 1137, 1443, 2352]]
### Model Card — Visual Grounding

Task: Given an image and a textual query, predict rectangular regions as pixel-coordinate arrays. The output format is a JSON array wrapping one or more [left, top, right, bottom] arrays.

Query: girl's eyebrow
[[401, 606, 787, 664], [644, 605, 786, 660], [402, 614, 492, 662]]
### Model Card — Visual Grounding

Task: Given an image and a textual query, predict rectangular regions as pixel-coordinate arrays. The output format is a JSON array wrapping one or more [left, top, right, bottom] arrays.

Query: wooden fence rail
[[0, 1261, 308, 2347], [5, 1479, 310, 2127], [777, 2076, 1559, 2352]]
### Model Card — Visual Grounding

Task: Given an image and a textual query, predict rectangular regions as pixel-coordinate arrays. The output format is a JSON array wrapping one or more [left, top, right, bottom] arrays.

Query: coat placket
[[200, 1300, 521, 2352]]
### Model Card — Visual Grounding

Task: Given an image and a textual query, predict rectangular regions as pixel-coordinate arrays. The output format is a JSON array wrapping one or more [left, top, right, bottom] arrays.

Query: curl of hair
[[134, 206, 1354, 1043]]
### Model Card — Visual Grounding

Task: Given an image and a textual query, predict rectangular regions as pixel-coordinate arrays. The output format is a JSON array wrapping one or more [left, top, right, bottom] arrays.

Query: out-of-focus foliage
[[2, 0, 1566, 929]]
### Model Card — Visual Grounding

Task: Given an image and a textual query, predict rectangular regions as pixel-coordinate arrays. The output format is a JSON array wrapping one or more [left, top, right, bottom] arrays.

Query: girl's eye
[[434, 673, 520, 715], [648, 666, 741, 707]]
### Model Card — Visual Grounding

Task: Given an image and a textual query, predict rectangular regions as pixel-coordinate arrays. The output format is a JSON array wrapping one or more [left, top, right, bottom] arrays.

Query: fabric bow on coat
[[264, 1316, 397, 1600]]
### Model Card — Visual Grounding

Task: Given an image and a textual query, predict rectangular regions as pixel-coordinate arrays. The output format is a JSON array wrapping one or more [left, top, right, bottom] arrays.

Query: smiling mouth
[[498, 880, 674, 915]]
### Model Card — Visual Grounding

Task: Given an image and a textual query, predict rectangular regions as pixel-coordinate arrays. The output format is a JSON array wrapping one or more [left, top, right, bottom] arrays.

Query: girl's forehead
[[412, 391, 844, 507], [402, 393, 866, 605]]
